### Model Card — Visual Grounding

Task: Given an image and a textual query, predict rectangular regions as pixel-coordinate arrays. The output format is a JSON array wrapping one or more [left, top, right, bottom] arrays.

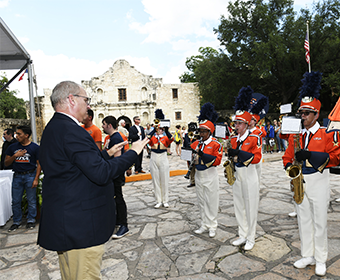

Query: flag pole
[[306, 21, 311, 73]]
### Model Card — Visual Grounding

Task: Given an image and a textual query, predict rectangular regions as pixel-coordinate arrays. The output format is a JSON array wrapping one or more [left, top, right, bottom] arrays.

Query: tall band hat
[[234, 86, 253, 124], [298, 71, 322, 113], [154, 109, 165, 128], [198, 103, 218, 133], [249, 92, 269, 123], [155, 109, 165, 120]]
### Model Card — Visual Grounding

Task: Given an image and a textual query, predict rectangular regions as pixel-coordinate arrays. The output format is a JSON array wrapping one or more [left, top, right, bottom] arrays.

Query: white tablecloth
[[0, 177, 12, 226]]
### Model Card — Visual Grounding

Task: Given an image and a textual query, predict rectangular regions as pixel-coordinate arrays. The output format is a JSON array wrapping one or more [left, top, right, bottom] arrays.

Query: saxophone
[[286, 134, 304, 204], [223, 135, 236, 186]]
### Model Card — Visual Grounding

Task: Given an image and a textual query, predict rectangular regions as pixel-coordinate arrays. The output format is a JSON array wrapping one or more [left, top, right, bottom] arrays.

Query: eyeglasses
[[73, 94, 91, 105]]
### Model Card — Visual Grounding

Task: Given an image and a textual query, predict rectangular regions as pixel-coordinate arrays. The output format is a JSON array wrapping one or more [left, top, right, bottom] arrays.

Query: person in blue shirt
[[265, 120, 275, 153], [5, 125, 41, 231]]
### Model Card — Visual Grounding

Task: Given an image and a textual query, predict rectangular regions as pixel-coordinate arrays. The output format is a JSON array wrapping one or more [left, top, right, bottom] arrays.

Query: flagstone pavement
[[1, 149, 340, 280]]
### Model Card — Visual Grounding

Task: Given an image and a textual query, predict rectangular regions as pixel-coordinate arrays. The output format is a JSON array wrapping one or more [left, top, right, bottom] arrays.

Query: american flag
[[304, 33, 310, 63], [18, 69, 28, 81]]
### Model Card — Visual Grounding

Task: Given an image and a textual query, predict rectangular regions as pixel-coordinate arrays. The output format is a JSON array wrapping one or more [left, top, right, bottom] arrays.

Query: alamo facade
[[39, 59, 200, 137]]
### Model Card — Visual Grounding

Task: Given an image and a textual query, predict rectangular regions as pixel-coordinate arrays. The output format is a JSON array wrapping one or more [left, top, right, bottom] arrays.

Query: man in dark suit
[[37, 81, 148, 280], [129, 116, 146, 174]]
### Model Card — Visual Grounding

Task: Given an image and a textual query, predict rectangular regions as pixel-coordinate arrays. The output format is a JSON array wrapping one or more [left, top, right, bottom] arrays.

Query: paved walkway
[[1, 150, 340, 280]]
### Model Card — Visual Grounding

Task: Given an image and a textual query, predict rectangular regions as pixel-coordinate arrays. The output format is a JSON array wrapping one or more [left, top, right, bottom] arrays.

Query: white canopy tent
[[0, 17, 37, 142]]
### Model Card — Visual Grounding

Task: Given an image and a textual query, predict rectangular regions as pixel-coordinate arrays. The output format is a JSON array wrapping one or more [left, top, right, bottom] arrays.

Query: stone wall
[[30, 60, 201, 142], [79, 59, 200, 132]]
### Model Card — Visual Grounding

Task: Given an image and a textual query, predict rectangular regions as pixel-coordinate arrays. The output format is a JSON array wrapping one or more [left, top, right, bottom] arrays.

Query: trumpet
[[188, 131, 194, 139], [188, 130, 199, 140], [154, 118, 160, 132]]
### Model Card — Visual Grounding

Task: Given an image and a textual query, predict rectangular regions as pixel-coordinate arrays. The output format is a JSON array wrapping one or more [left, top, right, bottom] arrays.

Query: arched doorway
[[117, 116, 132, 130]]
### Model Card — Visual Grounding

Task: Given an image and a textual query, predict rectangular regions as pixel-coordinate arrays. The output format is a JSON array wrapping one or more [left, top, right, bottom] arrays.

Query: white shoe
[[163, 203, 169, 208], [154, 203, 162, 209], [288, 211, 297, 217], [232, 237, 247, 246], [293, 257, 316, 268], [336, 198, 340, 202], [244, 240, 254, 251], [209, 229, 216, 238], [315, 262, 326, 276], [194, 227, 207, 234]]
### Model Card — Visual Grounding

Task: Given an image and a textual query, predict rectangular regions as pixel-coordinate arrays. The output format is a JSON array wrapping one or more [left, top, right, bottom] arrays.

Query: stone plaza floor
[[1, 149, 340, 279]]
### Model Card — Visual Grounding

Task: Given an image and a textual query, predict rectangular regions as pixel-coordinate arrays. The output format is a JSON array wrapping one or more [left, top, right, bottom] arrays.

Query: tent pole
[[27, 61, 37, 143]]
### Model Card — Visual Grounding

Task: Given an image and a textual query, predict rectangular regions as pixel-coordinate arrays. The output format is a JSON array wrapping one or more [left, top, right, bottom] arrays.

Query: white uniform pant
[[255, 160, 262, 186], [195, 167, 219, 230], [296, 170, 329, 263], [233, 165, 259, 243], [150, 152, 169, 204]]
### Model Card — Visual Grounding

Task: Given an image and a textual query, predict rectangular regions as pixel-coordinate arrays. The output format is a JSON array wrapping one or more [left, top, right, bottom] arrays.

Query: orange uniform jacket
[[282, 124, 340, 174], [250, 126, 265, 145], [191, 137, 222, 171], [260, 126, 267, 138], [149, 134, 173, 153], [230, 132, 262, 167]]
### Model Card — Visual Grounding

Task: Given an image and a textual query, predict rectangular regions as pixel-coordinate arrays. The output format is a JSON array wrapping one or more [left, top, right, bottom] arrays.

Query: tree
[[181, 0, 340, 112], [0, 75, 27, 119]]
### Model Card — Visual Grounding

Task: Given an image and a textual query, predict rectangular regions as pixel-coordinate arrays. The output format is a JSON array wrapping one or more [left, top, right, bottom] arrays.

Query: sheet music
[[281, 116, 301, 134], [215, 124, 227, 138], [280, 104, 292, 114], [160, 119, 170, 128], [180, 148, 192, 161]]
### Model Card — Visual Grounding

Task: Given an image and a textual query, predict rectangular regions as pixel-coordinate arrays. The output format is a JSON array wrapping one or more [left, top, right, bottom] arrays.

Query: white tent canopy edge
[[0, 17, 37, 142]]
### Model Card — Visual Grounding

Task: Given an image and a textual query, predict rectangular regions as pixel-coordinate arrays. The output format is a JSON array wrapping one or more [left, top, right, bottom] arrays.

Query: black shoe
[[8, 224, 21, 232], [26, 222, 35, 229], [112, 225, 129, 239], [187, 183, 195, 188]]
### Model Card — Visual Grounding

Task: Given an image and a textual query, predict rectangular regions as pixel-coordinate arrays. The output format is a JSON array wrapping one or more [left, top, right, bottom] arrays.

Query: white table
[[0, 177, 12, 226]]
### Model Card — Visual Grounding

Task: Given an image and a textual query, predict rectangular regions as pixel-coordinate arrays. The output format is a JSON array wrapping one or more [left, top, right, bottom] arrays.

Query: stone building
[[41, 59, 200, 137]]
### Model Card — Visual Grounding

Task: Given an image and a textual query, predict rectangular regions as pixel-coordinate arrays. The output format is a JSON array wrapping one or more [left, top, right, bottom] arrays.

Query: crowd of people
[[1, 72, 339, 278]]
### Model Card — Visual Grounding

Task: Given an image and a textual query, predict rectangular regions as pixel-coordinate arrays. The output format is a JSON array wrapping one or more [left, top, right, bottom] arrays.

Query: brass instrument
[[184, 138, 202, 179], [188, 131, 199, 140], [154, 118, 160, 132], [286, 134, 304, 204], [223, 133, 236, 186]]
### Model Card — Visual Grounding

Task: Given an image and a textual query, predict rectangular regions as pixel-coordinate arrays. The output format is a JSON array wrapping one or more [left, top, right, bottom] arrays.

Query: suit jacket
[[129, 125, 145, 143], [37, 113, 137, 251]]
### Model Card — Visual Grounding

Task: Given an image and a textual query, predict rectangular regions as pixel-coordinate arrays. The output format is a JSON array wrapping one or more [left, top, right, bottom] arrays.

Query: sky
[[1, 0, 314, 101]]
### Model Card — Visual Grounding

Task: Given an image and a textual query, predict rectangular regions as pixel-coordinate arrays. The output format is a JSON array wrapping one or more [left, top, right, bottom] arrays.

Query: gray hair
[[118, 119, 125, 126], [50, 81, 82, 110]]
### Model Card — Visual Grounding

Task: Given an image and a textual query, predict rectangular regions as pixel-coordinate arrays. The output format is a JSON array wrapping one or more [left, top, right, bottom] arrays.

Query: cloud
[[128, 0, 227, 44], [0, 0, 10, 8], [163, 65, 183, 84], [1, 50, 163, 100]]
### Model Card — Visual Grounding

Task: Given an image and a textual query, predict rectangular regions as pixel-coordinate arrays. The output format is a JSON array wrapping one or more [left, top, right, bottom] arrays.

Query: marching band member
[[191, 103, 222, 238], [148, 109, 173, 208], [249, 91, 269, 185], [183, 122, 198, 188], [282, 72, 340, 276], [228, 86, 262, 250]]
